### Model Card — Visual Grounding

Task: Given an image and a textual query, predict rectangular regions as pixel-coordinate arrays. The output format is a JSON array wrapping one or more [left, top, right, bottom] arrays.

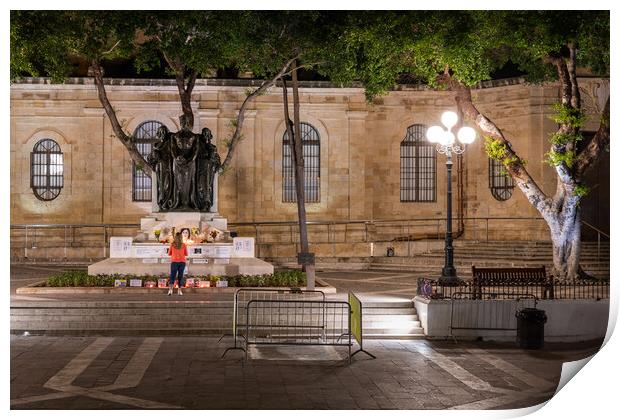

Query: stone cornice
[[12, 76, 570, 91]]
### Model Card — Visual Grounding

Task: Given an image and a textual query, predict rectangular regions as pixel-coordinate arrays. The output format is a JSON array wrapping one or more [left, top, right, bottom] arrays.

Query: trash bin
[[516, 307, 547, 349]]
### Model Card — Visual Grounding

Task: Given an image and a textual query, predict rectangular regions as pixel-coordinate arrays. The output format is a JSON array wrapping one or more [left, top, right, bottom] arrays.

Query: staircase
[[369, 241, 610, 280], [11, 297, 425, 339], [10, 299, 235, 336], [361, 300, 424, 339]]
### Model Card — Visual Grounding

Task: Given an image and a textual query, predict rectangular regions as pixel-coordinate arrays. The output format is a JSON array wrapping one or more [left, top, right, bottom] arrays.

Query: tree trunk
[[451, 78, 609, 282], [174, 68, 197, 129], [281, 65, 315, 290], [291, 64, 309, 256], [549, 204, 581, 281], [90, 60, 153, 175]]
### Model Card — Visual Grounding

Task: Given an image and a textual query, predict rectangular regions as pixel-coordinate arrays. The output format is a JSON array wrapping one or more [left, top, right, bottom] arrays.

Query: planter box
[[16, 279, 336, 294]]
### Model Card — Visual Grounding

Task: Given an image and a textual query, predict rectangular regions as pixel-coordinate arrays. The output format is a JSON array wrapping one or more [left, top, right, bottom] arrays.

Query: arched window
[[489, 158, 515, 201], [132, 121, 164, 202], [31, 139, 63, 201], [282, 122, 321, 203], [400, 124, 436, 202]]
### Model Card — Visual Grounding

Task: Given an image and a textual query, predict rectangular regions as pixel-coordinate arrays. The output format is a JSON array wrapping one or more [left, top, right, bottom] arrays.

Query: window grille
[[489, 158, 515, 201], [282, 122, 321, 203], [132, 121, 164, 202], [400, 124, 436, 202], [31, 139, 63, 201]]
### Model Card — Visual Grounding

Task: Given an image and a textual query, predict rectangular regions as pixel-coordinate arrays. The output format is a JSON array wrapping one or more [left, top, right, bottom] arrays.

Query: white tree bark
[[547, 197, 581, 280]]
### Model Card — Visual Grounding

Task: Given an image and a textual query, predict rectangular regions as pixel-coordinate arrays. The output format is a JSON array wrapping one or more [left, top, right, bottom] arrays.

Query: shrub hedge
[[45, 270, 307, 288]]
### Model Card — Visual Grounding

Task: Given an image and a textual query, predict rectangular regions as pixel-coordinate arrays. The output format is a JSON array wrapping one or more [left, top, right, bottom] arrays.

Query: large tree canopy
[[325, 10, 609, 280], [11, 10, 251, 174]]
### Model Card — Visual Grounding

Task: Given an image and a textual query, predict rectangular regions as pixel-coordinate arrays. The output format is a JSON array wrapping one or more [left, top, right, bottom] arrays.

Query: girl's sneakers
[[167, 288, 173, 296]]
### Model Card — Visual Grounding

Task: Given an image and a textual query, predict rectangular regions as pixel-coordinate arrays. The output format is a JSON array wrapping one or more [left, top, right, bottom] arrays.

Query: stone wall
[[10, 77, 609, 248]]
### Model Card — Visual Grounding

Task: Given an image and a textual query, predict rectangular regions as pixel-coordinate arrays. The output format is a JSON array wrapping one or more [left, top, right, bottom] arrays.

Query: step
[[362, 321, 421, 329], [10, 328, 229, 336], [363, 333, 426, 340], [362, 327, 425, 335], [356, 300, 414, 308], [362, 307, 418, 315]]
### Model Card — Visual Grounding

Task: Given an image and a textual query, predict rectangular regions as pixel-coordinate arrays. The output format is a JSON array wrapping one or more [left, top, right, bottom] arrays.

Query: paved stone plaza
[[10, 334, 599, 410], [10, 264, 604, 410]]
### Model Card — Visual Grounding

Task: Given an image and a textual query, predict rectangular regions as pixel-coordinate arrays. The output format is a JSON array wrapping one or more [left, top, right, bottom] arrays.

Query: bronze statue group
[[148, 115, 221, 212]]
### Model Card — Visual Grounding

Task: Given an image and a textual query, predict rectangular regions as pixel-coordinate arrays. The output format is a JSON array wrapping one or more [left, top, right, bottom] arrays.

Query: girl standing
[[168, 232, 187, 295]]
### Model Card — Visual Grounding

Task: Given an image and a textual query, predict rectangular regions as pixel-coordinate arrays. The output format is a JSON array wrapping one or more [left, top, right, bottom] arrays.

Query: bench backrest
[[472, 265, 548, 283]]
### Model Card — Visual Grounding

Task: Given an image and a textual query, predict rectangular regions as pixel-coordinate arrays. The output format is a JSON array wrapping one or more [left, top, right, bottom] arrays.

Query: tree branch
[[174, 66, 196, 128], [448, 79, 552, 216], [186, 69, 197, 93], [576, 96, 610, 177], [550, 49, 579, 195], [567, 43, 581, 109], [280, 61, 328, 78], [161, 48, 197, 127], [101, 40, 121, 57], [281, 78, 296, 160], [220, 55, 299, 172], [90, 60, 153, 175], [547, 54, 572, 106]]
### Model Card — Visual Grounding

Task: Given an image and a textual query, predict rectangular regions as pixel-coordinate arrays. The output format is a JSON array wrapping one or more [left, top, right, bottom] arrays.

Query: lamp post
[[426, 111, 477, 285]]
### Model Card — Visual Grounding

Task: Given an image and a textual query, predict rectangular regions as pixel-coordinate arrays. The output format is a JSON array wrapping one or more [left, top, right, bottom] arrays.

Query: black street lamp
[[426, 112, 477, 285]]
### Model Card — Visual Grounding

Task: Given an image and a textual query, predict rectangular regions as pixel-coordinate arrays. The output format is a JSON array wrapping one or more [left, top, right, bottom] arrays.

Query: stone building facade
[[10, 77, 609, 259]]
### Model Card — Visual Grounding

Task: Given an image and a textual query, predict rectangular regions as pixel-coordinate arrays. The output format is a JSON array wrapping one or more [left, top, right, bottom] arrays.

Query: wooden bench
[[471, 265, 553, 299]]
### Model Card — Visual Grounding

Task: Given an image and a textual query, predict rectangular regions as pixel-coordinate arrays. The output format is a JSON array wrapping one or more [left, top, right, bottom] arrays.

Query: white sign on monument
[[133, 245, 168, 258], [215, 245, 233, 258], [233, 237, 255, 258], [110, 237, 133, 258]]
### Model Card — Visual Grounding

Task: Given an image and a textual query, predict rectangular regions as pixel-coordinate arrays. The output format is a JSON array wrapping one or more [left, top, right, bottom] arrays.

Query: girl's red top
[[168, 243, 188, 263]]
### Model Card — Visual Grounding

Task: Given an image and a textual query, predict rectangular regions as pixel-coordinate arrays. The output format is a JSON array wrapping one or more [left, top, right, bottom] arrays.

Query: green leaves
[[323, 11, 608, 100], [574, 184, 589, 198], [550, 103, 587, 128], [11, 11, 608, 91], [485, 136, 509, 161], [546, 150, 577, 168], [484, 136, 526, 168], [549, 132, 583, 146]]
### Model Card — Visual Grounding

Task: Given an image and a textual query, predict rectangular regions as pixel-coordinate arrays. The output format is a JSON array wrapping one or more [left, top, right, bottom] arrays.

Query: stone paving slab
[[10, 334, 600, 410]]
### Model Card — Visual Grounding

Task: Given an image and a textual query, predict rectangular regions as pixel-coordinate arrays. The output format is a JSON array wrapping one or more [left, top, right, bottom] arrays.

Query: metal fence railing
[[449, 292, 538, 339], [418, 278, 610, 301], [11, 218, 608, 262], [10, 223, 140, 260], [244, 299, 353, 363], [221, 287, 326, 357]]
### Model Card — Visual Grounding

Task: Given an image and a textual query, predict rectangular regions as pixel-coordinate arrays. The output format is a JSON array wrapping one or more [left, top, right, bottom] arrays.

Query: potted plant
[[154, 229, 161, 241]]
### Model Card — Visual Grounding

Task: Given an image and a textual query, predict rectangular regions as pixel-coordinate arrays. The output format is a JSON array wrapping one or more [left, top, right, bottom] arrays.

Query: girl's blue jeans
[[170, 262, 186, 287]]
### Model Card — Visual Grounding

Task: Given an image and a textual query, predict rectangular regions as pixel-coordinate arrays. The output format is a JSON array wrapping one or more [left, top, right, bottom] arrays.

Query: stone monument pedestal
[[137, 212, 228, 241], [89, 233, 273, 277], [88, 257, 274, 277]]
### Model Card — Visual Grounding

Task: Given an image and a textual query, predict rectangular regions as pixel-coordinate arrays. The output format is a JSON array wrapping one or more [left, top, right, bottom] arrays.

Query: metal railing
[[221, 287, 326, 357], [418, 277, 610, 301], [244, 299, 353, 363], [582, 220, 611, 262], [10, 217, 608, 261], [10, 223, 140, 260], [449, 292, 538, 338], [228, 217, 608, 256], [229, 216, 553, 245]]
